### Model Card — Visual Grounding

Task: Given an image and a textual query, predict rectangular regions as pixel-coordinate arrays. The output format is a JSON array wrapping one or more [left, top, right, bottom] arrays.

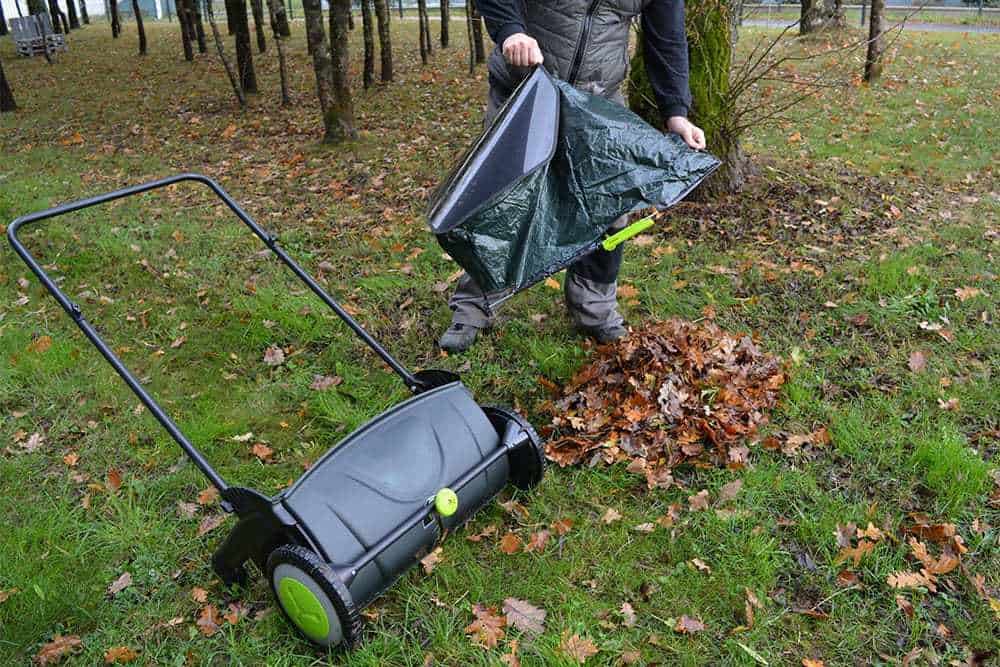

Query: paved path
[[743, 18, 1000, 33]]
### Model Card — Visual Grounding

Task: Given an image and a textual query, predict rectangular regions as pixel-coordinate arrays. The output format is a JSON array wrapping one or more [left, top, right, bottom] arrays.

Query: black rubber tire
[[266, 544, 363, 649], [483, 405, 546, 490]]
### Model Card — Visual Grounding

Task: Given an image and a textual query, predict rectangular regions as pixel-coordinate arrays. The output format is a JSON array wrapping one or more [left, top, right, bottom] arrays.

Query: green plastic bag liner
[[426, 67, 721, 309]]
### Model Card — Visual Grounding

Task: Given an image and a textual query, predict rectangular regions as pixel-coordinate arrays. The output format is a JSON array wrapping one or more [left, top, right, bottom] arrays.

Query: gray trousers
[[448, 79, 627, 330]]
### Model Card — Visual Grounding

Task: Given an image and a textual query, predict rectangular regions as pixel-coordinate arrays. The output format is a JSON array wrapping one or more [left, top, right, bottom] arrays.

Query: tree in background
[[26, 0, 54, 62], [800, 0, 846, 34], [179, 0, 195, 60], [250, 0, 267, 52], [47, 0, 68, 32], [226, 0, 258, 93], [133, 0, 147, 54], [109, 0, 120, 37], [78, 0, 88, 24], [0, 3, 8, 36], [328, 0, 357, 139], [361, 0, 375, 87], [264, 0, 291, 104], [470, 0, 485, 64], [302, 0, 356, 142], [630, 0, 744, 196], [372, 0, 392, 81], [66, 0, 79, 29], [417, 0, 431, 64], [0, 57, 15, 112], [439, 0, 449, 48], [207, 2, 246, 106], [864, 0, 885, 82]]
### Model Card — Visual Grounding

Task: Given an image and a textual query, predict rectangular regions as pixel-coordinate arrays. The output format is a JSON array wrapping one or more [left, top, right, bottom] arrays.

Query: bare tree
[[800, 0, 845, 34], [78, 0, 88, 24], [226, 0, 258, 93], [0, 3, 8, 36], [439, 0, 449, 47], [372, 0, 392, 81], [66, 0, 79, 29], [250, 0, 267, 52], [864, 0, 885, 82], [264, 0, 291, 104], [110, 0, 121, 37], [417, 0, 431, 64], [47, 0, 68, 32], [133, 0, 146, 54], [303, 0, 357, 141], [329, 0, 357, 139], [208, 4, 246, 106], [361, 0, 374, 88], [465, 0, 474, 73], [470, 0, 485, 64], [179, 0, 195, 61], [192, 0, 207, 52], [0, 56, 16, 112]]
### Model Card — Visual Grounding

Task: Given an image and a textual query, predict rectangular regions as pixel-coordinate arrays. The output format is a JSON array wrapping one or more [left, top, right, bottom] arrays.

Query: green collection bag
[[427, 67, 721, 308]]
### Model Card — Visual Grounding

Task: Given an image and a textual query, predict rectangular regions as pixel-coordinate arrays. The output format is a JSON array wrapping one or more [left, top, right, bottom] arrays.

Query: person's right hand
[[502, 33, 544, 67]]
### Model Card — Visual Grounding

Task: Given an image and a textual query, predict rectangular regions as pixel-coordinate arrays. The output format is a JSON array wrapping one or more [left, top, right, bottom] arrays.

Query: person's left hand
[[667, 116, 706, 150]]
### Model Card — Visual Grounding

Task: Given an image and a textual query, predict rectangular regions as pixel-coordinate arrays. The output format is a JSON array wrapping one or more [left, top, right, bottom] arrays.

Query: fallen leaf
[[895, 595, 914, 619], [674, 615, 705, 634], [551, 518, 574, 535], [503, 598, 546, 635], [802, 660, 825, 667], [27, 335, 53, 354], [887, 570, 937, 593], [908, 351, 928, 373], [465, 604, 506, 648], [223, 601, 249, 625], [633, 522, 655, 533], [196, 605, 222, 637], [310, 374, 342, 391], [954, 286, 984, 301], [560, 632, 599, 663], [35, 635, 82, 665], [688, 490, 710, 511], [104, 646, 139, 664], [0, 588, 19, 603], [191, 587, 208, 603], [21, 432, 45, 453], [263, 346, 285, 366], [718, 479, 743, 503], [499, 532, 522, 554], [602, 508, 623, 524], [524, 530, 550, 553], [691, 558, 711, 574], [106, 468, 123, 493], [62, 452, 79, 467], [544, 277, 561, 290], [107, 572, 132, 597], [420, 547, 443, 574], [251, 443, 274, 462], [197, 514, 226, 536], [466, 524, 497, 542], [620, 602, 637, 627], [231, 432, 254, 443]]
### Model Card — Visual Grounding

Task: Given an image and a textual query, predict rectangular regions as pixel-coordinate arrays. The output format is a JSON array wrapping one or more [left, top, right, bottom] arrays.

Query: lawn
[[1, 18, 998, 667]]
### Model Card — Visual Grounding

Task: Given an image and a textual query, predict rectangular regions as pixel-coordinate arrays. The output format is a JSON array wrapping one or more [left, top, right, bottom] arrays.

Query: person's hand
[[667, 116, 707, 150], [502, 33, 544, 67]]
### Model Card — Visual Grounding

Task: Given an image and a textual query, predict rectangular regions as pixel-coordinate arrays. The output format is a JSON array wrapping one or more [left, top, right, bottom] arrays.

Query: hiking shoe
[[438, 323, 481, 353], [577, 322, 628, 344]]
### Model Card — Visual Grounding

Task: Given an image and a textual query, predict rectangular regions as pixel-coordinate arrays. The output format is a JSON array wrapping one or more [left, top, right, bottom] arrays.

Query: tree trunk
[[192, 0, 207, 52], [250, 0, 266, 52], [470, 0, 484, 64], [0, 3, 8, 36], [133, 0, 146, 54], [179, 0, 194, 60], [264, 0, 291, 104], [226, 0, 257, 93], [328, 0, 358, 141], [28, 0, 53, 62], [397, 0, 401, 19], [864, 0, 884, 83], [270, 0, 290, 35], [372, 0, 392, 81], [66, 0, 79, 29], [465, 0, 474, 73], [800, 0, 845, 34], [48, 0, 67, 32], [630, 0, 744, 197], [348, 4, 354, 30], [302, 0, 334, 114], [110, 0, 120, 36], [0, 57, 16, 112], [439, 0, 448, 47], [361, 0, 374, 88], [15, 0, 25, 18], [417, 0, 429, 63], [207, 4, 246, 106], [78, 0, 88, 24]]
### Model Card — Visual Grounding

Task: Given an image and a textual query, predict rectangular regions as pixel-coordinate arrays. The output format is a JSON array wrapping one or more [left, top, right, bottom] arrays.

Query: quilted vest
[[488, 0, 649, 102]]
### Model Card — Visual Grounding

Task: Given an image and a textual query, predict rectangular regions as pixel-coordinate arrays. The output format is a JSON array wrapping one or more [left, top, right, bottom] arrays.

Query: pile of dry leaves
[[543, 319, 785, 488]]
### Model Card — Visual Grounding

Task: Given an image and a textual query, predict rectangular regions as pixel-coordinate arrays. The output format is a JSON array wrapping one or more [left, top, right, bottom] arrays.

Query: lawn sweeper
[[7, 173, 546, 648]]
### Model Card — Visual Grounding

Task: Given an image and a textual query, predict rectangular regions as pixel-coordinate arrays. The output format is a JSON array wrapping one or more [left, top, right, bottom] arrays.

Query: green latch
[[601, 217, 655, 251]]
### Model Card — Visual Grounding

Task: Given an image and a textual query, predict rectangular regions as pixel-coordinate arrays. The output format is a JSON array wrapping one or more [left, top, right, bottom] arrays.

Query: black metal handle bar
[[7, 173, 421, 492]]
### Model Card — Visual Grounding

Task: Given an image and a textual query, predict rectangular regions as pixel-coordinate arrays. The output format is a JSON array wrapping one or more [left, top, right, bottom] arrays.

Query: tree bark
[[465, 0, 474, 73], [328, 0, 358, 141], [397, 0, 402, 19], [133, 0, 146, 54], [800, 0, 845, 34], [264, 0, 291, 104], [66, 0, 79, 29], [0, 56, 16, 112], [372, 0, 392, 81], [302, 0, 335, 116], [192, 0, 207, 52], [417, 0, 430, 64], [250, 0, 267, 52], [630, 0, 744, 197], [47, 0, 67, 32], [361, 0, 374, 88], [226, 0, 258, 93], [0, 3, 8, 36], [439, 0, 448, 47], [470, 0, 485, 64], [78, 0, 88, 24], [109, 0, 120, 36], [864, 0, 885, 83], [28, 0, 53, 62], [273, 0, 289, 35], [208, 4, 246, 106], [179, 0, 194, 60]]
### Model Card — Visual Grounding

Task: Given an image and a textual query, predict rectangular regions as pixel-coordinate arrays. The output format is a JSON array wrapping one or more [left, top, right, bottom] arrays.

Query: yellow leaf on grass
[[544, 277, 561, 290]]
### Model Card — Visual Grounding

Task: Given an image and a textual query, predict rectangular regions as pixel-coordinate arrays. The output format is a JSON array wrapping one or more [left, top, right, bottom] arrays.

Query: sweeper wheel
[[483, 406, 546, 490], [267, 545, 363, 649]]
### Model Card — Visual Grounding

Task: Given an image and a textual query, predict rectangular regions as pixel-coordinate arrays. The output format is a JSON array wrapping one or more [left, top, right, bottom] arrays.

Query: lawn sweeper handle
[[7, 173, 427, 493]]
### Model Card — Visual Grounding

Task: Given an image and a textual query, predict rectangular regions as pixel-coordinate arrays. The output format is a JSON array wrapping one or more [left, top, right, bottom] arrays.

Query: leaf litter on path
[[543, 319, 785, 487]]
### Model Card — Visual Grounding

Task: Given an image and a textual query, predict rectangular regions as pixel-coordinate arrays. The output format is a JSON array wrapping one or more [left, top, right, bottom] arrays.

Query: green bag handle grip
[[601, 216, 655, 251]]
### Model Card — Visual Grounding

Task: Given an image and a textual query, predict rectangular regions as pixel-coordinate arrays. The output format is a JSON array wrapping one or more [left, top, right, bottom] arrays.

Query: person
[[439, 0, 706, 353]]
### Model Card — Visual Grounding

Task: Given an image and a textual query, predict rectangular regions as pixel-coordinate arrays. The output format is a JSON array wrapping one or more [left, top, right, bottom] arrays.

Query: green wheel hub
[[277, 576, 331, 641]]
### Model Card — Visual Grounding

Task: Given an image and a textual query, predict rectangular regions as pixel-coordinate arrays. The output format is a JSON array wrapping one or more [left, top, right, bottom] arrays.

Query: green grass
[[1, 19, 998, 667]]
